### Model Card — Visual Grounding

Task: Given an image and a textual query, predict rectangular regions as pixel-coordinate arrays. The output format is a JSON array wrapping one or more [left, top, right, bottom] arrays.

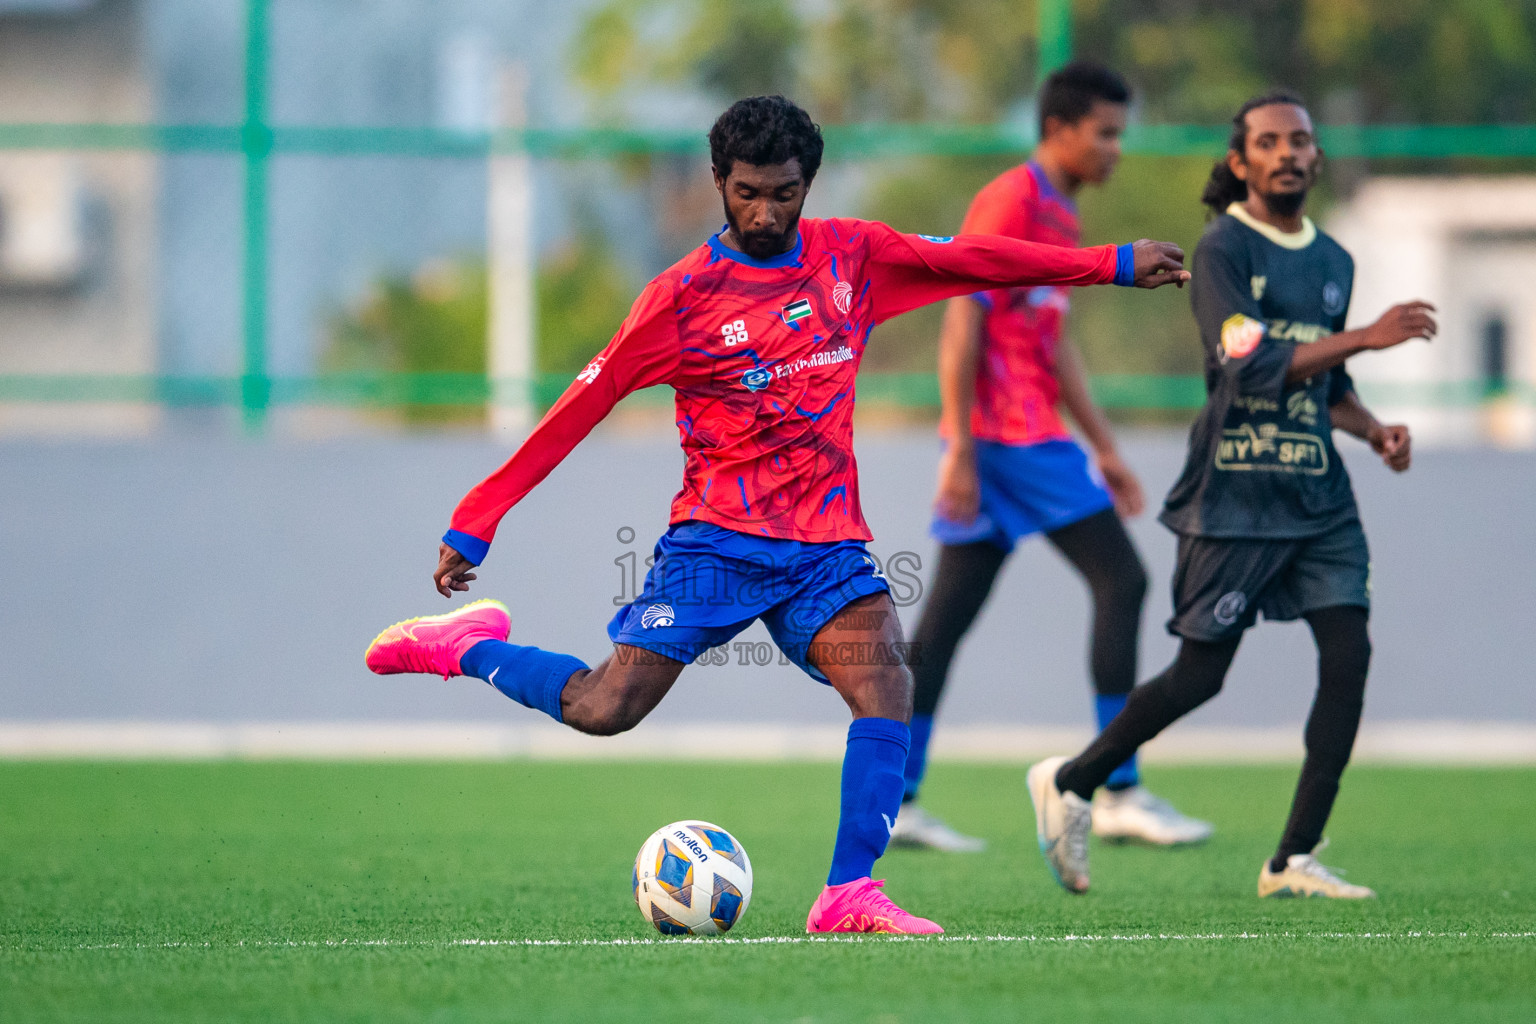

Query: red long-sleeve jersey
[[444, 217, 1127, 563]]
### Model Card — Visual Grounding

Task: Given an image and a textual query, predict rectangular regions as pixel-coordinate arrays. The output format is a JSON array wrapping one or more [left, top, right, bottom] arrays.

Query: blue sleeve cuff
[[1114, 243, 1136, 287], [443, 529, 489, 566], [969, 291, 994, 310]]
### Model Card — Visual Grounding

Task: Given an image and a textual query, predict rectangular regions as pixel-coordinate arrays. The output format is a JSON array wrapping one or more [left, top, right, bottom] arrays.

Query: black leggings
[[1054, 605, 1371, 866], [910, 507, 1149, 719]]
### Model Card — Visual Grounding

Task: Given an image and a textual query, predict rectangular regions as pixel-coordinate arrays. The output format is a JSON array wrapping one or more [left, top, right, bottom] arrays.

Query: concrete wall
[[1, 431, 1529, 733]]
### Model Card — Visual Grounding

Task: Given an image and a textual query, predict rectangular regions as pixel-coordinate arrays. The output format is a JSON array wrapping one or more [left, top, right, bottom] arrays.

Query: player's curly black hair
[[709, 95, 824, 183], [1201, 90, 1308, 215]]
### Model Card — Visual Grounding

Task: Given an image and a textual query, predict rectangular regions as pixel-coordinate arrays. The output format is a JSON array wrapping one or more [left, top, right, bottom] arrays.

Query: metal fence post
[[240, 0, 272, 432], [1038, 0, 1072, 80]]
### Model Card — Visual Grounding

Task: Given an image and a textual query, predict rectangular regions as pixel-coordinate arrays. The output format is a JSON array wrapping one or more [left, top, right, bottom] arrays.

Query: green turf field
[[2, 761, 1532, 1022]]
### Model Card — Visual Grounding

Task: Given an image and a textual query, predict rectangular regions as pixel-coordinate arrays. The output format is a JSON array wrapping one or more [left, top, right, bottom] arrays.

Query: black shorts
[[1167, 520, 1371, 642]]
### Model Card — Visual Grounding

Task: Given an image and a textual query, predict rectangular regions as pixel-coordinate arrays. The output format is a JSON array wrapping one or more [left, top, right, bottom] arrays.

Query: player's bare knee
[[568, 701, 643, 737], [843, 663, 912, 721]]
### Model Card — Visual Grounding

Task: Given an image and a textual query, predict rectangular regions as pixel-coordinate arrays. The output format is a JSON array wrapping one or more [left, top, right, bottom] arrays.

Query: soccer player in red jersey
[[366, 95, 1188, 934], [893, 63, 1213, 853]]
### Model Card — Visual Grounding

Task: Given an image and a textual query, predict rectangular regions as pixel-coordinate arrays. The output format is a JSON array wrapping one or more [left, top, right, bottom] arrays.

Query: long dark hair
[[1201, 90, 1307, 216]]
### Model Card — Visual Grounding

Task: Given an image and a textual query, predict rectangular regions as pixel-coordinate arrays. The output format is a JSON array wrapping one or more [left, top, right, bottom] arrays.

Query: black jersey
[[1161, 204, 1360, 539]]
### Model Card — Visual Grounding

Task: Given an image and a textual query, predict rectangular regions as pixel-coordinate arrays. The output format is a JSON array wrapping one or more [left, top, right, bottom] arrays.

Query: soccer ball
[[633, 820, 753, 936]]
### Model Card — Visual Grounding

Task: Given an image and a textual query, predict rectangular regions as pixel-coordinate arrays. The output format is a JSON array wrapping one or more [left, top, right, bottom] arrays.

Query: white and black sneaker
[[1093, 786, 1215, 846], [1258, 842, 1376, 899], [1026, 756, 1092, 893], [888, 803, 987, 853]]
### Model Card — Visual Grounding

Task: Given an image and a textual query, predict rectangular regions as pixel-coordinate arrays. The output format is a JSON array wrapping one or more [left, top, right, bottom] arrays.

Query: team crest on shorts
[[917, 235, 954, 244], [641, 603, 676, 628], [1213, 591, 1248, 626]]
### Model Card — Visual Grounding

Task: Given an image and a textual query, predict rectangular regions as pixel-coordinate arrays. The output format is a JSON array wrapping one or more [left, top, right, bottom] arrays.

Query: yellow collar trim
[[1227, 202, 1316, 250]]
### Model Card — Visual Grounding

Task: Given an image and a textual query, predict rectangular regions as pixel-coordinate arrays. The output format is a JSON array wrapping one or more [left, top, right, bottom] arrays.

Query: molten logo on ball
[[633, 820, 753, 936]]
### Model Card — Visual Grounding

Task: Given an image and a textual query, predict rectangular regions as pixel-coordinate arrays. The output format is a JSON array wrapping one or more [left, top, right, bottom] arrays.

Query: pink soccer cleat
[[364, 599, 511, 679], [805, 878, 944, 935]]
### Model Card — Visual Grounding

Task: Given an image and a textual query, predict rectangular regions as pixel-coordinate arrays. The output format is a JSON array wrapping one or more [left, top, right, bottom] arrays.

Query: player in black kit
[[1026, 92, 1437, 898]]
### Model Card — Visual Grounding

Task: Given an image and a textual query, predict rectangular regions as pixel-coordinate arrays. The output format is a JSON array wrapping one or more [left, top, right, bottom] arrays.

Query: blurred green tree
[[325, 239, 636, 425], [571, 0, 1536, 406], [536, 236, 640, 377], [1077, 0, 1536, 124], [575, 0, 1039, 122], [577, 0, 1536, 125], [326, 259, 489, 426]]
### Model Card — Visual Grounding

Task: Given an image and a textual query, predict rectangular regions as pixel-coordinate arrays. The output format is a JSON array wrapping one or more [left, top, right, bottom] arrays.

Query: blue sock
[[1096, 693, 1140, 790], [828, 717, 910, 886], [460, 639, 588, 724], [902, 713, 934, 802]]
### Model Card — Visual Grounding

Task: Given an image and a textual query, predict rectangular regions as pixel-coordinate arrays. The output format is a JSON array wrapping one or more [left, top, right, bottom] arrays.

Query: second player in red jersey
[[894, 63, 1212, 854]]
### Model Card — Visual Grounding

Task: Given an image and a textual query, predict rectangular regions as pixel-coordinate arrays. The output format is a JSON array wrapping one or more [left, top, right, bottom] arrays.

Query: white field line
[[35, 931, 1536, 952], [2, 721, 1536, 763]]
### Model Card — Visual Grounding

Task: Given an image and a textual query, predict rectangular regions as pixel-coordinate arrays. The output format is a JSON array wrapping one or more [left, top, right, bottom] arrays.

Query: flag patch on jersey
[[781, 298, 813, 323]]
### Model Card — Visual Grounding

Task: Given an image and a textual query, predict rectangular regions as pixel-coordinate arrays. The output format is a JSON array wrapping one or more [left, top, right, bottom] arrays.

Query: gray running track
[[1, 430, 1531, 729]]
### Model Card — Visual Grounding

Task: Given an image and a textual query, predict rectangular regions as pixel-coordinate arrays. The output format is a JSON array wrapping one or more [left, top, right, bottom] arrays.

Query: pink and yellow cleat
[[364, 599, 511, 679], [805, 878, 944, 935]]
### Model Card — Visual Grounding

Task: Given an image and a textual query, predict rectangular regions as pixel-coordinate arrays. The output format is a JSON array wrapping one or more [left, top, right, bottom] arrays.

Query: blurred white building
[[1328, 177, 1536, 448], [0, 0, 159, 435], [0, 0, 621, 436]]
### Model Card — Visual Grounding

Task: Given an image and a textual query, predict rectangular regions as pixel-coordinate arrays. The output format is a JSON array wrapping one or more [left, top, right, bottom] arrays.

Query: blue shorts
[[607, 521, 892, 684], [930, 438, 1114, 552]]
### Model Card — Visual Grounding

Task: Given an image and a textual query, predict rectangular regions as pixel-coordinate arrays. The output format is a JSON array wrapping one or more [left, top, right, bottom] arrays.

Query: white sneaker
[[1026, 756, 1092, 893], [888, 803, 987, 852], [1258, 843, 1376, 899], [1092, 786, 1215, 846]]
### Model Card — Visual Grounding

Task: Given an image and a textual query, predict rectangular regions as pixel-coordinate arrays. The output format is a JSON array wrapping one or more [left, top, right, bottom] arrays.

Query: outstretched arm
[[1286, 302, 1437, 383], [864, 224, 1188, 324], [435, 281, 680, 596]]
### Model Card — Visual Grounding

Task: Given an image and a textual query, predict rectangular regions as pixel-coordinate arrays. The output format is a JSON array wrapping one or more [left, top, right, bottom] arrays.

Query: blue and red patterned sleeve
[[859, 221, 1123, 325], [444, 279, 681, 563]]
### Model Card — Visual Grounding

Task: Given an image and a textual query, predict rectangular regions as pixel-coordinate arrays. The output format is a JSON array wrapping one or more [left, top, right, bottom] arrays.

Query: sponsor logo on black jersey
[[1220, 314, 1265, 361], [1287, 392, 1319, 427], [1215, 423, 1329, 475], [1266, 319, 1332, 344]]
